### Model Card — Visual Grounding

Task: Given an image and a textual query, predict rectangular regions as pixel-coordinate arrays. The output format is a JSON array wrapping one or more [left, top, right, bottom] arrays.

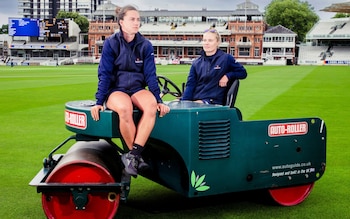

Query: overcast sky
[[0, 0, 342, 26]]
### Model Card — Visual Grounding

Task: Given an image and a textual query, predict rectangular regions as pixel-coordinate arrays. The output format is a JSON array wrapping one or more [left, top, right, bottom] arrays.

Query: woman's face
[[202, 31, 220, 56], [119, 10, 140, 35]]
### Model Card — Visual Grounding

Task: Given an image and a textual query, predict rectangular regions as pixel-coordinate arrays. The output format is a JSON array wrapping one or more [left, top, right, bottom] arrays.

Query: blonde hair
[[204, 28, 221, 43]]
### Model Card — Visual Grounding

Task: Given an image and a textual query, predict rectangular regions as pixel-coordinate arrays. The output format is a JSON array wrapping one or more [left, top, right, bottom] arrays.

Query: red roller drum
[[42, 140, 122, 219]]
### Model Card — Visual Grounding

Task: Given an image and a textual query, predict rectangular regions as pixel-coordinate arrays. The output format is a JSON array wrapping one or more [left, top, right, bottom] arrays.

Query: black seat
[[224, 79, 240, 108]]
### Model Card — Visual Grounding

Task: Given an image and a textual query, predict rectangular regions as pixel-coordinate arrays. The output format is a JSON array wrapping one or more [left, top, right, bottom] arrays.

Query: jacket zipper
[[126, 40, 143, 91]]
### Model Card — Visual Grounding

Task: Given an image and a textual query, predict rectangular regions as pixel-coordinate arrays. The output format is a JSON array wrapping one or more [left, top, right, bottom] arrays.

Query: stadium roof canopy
[[93, 0, 263, 18], [321, 1, 350, 13], [140, 9, 262, 17]]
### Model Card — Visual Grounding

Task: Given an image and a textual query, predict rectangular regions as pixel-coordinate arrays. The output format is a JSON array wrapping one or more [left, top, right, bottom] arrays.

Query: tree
[[56, 11, 89, 33], [0, 24, 8, 34], [264, 0, 319, 42], [333, 13, 350, 18]]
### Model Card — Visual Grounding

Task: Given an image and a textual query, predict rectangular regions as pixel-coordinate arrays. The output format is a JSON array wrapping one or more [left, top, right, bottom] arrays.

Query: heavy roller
[[30, 76, 326, 218]]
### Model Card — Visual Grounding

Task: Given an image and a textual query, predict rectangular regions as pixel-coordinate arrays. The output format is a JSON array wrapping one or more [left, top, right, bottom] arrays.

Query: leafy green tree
[[264, 0, 319, 42], [0, 24, 8, 34], [333, 13, 350, 18], [56, 11, 89, 33]]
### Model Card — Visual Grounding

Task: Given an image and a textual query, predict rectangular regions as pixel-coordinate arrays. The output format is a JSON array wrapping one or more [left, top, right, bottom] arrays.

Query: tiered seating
[[298, 46, 328, 65], [300, 18, 350, 65], [325, 46, 350, 64], [140, 22, 229, 35]]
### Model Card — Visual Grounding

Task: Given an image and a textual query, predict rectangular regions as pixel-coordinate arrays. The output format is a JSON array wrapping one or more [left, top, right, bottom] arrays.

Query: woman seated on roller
[[90, 5, 170, 177], [181, 28, 247, 105]]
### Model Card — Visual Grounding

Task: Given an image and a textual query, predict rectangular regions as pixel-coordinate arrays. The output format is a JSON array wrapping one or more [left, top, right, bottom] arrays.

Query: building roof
[[94, 8, 263, 18], [140, 9, 262, 17], [265, 25, 296, 35], [94, 1, 118, 15], [321, 1, 350, 13], [236, 0, 259, 10], [92, 0, 263, 18], [306, 18, 350, 40]]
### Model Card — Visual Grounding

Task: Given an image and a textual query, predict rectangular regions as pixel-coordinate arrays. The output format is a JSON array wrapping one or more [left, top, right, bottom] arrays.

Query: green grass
[[0, 64, 349, 218]]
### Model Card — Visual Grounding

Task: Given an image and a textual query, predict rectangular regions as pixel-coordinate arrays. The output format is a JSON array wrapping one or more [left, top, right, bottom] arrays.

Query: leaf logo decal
[[191, 170, 210, 192]]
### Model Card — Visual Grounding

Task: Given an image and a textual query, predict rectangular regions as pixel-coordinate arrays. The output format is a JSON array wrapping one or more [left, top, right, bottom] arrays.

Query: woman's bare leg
[[131, 90, 158, 147], [106, 91, 135, 150]]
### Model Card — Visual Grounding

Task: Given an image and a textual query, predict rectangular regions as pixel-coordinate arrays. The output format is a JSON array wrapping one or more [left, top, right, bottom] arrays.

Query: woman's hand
[[157, 103, 170, 117], [91, 105, 104, 121], [219, 75, 229, 87]]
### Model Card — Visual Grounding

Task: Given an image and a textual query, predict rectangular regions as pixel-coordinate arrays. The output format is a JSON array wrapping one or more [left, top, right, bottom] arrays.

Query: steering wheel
[[157, 75, 182, 98]]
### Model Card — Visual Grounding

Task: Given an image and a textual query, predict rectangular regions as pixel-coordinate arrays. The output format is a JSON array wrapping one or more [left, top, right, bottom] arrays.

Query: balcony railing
[[236, 42, 252, 46]]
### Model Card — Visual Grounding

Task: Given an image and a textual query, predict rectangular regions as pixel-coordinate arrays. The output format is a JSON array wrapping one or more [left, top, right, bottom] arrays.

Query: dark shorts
[[105, 88, 145, 110], [201, 98, 214, 104], [110, 87, 144, 97]]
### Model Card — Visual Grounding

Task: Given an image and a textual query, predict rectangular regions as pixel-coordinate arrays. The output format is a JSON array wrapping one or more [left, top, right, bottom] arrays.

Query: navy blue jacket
[[95, 31, 162, 105], [181, 50, 247, 105]]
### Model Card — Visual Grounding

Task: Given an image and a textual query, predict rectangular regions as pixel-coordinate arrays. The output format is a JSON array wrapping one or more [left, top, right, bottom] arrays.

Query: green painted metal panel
[[64, 100, 326, 198]]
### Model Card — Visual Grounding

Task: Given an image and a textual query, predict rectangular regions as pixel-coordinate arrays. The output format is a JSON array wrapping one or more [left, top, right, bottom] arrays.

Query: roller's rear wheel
[[268, 183, 314, 206]]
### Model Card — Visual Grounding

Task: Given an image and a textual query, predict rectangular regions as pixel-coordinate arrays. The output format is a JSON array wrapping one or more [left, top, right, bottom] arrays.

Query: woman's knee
[[132, 91, 157, 111], [143, 103, 158, 116], [107, 99, 133, 117]]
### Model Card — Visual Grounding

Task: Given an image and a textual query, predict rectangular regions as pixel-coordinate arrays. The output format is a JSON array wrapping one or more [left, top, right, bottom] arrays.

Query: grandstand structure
[[7, 18, 85, 66], [88, 0, 299, 65], [298, 2, 350, 65], [14, 0, 350, 66], [89, 0, 265, 65], [6, 0, 298, 66], [0, 35, 10, 57]]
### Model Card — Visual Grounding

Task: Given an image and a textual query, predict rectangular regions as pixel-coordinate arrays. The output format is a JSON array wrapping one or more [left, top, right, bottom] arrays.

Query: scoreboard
[[9, 17, 69, 38], [8, 18, 40, 37], [39, 18, 69, 38]]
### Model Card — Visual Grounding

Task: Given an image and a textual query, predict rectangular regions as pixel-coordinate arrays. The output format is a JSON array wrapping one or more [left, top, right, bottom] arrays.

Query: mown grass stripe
[[0, 64, 349, 219], [236, 66, 317, 119]]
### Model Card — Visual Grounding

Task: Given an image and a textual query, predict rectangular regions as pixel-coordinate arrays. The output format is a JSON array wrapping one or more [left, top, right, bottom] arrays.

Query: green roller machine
[[30, 76, 326, 218]]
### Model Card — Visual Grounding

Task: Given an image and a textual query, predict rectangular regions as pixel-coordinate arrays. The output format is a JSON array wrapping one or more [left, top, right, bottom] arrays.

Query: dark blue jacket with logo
[[95, 31, 162, 106], [181, 49, 247, 105]]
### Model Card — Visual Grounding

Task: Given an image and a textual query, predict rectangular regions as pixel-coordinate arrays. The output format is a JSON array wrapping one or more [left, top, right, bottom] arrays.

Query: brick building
[[88, 1, 273, 64]]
